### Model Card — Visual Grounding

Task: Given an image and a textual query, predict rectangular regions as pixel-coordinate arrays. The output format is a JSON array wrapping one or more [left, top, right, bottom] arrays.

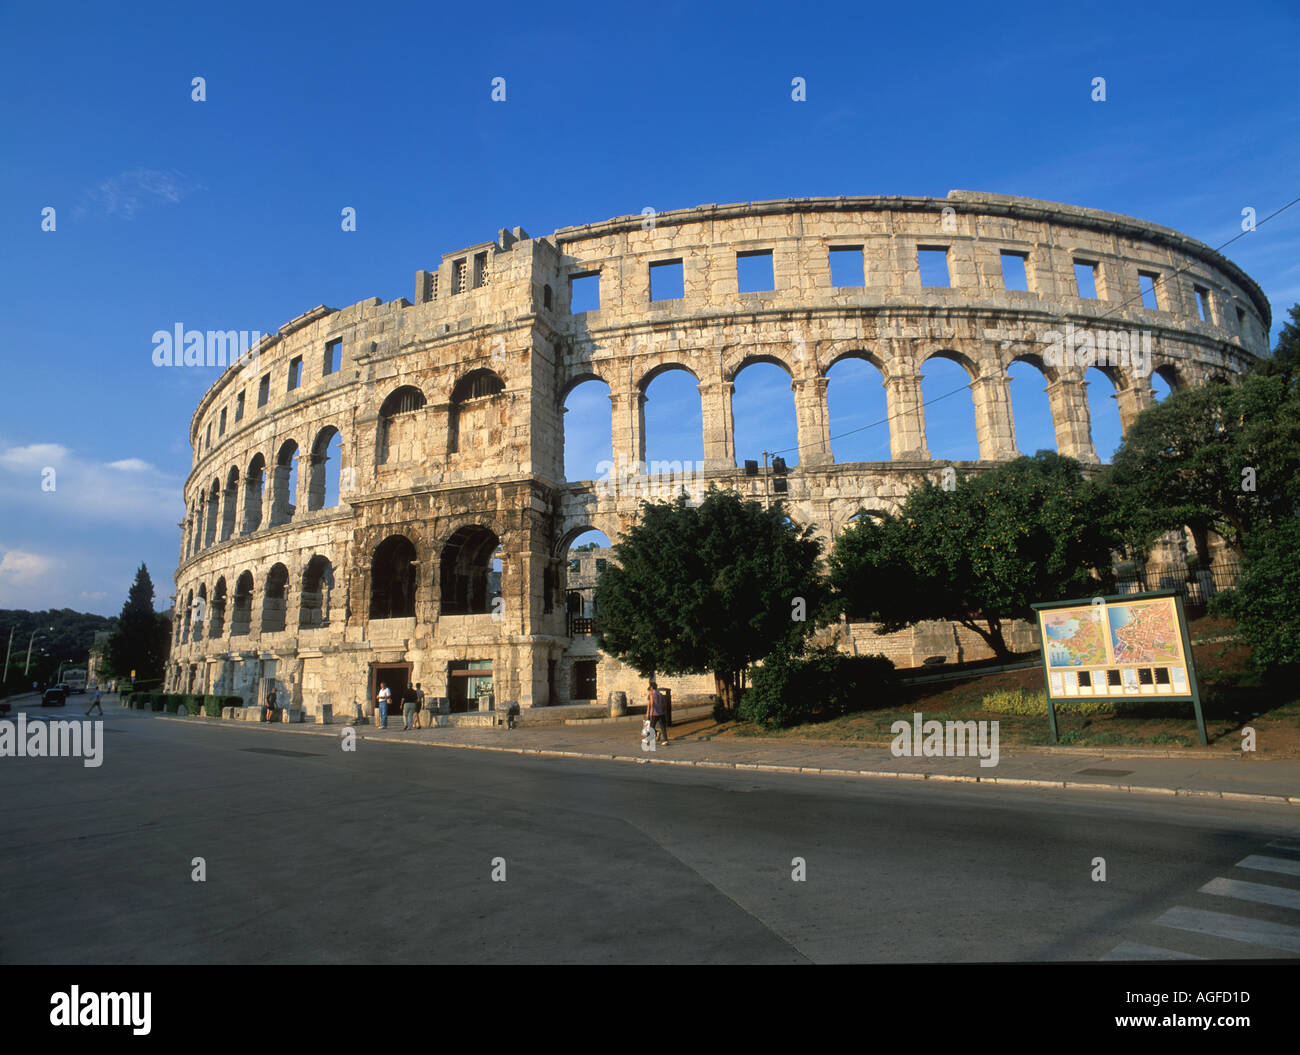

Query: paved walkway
[[107, 696, 1300, 806]]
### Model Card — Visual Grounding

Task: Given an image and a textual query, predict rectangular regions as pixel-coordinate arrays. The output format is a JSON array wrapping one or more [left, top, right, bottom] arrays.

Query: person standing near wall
[[376, 681, 390, 729]]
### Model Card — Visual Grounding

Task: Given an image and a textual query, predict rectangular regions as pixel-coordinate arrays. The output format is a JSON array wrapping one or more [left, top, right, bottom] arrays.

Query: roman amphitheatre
[[167, 191, 1269, 721]]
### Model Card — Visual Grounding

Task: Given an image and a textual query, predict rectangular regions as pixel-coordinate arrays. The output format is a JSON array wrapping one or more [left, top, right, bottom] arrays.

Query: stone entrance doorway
[[370, 663, 411, 720]]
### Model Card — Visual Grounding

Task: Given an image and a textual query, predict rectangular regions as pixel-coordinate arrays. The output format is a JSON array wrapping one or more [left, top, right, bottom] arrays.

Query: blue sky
[[1, 0, 1296, 615]]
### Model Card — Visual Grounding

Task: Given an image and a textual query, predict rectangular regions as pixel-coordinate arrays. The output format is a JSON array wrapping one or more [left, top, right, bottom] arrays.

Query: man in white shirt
[[376, 681, 391, 729]]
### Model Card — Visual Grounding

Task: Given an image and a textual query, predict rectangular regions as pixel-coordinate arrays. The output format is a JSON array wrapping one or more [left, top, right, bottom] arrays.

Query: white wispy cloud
[[76, 168, 202, 219]]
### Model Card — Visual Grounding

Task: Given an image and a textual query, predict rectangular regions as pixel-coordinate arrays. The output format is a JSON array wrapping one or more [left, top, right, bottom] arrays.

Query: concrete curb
[[151, 714, 1300, 806]]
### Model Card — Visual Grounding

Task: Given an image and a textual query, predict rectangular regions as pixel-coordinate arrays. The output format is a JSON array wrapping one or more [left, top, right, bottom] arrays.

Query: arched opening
[[188, 503, 200, 558], [1153, 365, 1182, 402], [203, 479, 220, 547], [440, 526, 501, 615], [270, 441, 299, 526], [921, 354, 979, 461], [194, 584, 208, 641], [1085, 367, 1123, 463], [262, 563, 289, 633], [299, 555, 335, 629], [231, 572, 254, 636], [243, 454, 265, 534], [826, 355, 890, 462], [371, 535, 417, 619], [210, 577, 227, 638], [448, 369, 506, 456], [377, 385, 427, 466], [307, 426, 343, 511], [732, 359, 798, 468], [562, 528, 611, 636], [562, 376, 612, 483], [642, 366, 704, 466], [182, 589, 193, 642], [1007, 359, 1057, 454], [220, 466, 239, 541]]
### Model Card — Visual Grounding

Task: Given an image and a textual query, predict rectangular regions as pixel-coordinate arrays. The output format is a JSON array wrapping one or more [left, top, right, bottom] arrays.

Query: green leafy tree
[[1211, 518, 1300, 675], [1098, 306, 1300, 562], [594, 487, 828, 709], [829, 452, 1118, 659], [106, 564, 171, 684]]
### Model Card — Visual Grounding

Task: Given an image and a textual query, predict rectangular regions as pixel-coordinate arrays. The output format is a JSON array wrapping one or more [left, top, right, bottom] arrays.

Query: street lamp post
[[24, 626, 54, 676]]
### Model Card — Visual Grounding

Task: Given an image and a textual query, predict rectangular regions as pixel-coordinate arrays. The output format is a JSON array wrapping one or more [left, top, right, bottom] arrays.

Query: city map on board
[[1040, 606, 1109, 667], [1107, 599, 1183, 664]]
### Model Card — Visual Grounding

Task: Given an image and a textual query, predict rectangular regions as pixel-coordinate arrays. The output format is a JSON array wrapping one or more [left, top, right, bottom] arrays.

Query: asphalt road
[[2, 710, 1298, 964]]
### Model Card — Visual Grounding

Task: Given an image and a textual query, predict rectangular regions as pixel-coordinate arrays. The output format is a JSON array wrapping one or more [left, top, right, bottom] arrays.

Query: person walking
[[376, 681, 391, 729], [86, 687, 103, 716], [414, 682, 425, 729], [647, 680, 668, 745], [263, 686, 278, 723], [401, 683, 418, 730]]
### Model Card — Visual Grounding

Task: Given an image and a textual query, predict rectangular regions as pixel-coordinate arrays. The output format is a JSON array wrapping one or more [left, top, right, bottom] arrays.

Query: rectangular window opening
[[649, 259, 684, 302], [257, 374, 270, 407], [1073, 260, 1099, 300], [1236, 306, 1246, 331], [1194, 285, 1212, 323], [453, 258, 468, 295], [570, 271, 600, 313], [736, 249, 775, 293], [287, 355, 303, 391], [473, 251, 490, 289], [234, 391, 245, 422], [218, 408, 227, 436], [829, 246, 865, 288], [1138, 271, 1160, 310], [999, 251, 1029, 292], [324, 338, 342, 376], [917, 246, 950, 288]]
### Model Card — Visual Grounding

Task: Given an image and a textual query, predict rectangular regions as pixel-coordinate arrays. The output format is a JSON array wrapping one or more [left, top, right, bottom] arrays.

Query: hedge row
[[121, 692, 243, 716], [738, 645, 899, 728]]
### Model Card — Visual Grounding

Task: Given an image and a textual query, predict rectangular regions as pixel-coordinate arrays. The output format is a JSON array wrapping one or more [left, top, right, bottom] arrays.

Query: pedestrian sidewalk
[[142, 701, 1300, 807]]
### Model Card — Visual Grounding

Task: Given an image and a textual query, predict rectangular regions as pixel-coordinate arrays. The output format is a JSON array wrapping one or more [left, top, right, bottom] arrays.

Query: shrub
[[739, 645, 898, 728], [202, 695, 222, 717], [162, 695, 179, 713], [981, 688, 1116, 717], [150, 693, 165, 712]]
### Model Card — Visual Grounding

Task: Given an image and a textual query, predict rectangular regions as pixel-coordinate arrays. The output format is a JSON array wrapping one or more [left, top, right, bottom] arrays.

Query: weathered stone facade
[[169, 192, 1269, 719]]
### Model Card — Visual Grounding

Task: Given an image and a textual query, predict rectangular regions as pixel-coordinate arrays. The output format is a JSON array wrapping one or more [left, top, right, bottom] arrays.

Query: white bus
[[64, 669, 87, 693]]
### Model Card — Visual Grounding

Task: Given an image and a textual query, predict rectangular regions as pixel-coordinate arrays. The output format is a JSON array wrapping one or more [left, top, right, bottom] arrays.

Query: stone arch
[[1085, 366, 1123, 463], [262, 563, 289, 633], [440, 525, 501, 615], [448, 369, 506, 455], [270, 441, 299, 526], [220, 466, 240, 541], [243, 453, 266, 534], [231, 571, 254, 636], [731, 356, 799, 467], [210, 576, 227, 638], [307, 426, 343, 511], [195, 583, 208, 641], [724, 352, 794, 384], [183, 588, 194, 641], [371, 535, 417, 619], [299, 555, 335, 629], [558, 526, 612, 627], [825, 354, 891, 462], [562, 374, 612, 484], [640, 363, 705, 467], [377, 385, 427, 466], [1006, 358, 1058, 455], [920, 349, 980, 461], [1153, 362, 1187, 393]]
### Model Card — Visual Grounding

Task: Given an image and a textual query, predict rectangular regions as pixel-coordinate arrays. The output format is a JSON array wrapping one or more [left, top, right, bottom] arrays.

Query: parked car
[[42, 685, 69, 706]]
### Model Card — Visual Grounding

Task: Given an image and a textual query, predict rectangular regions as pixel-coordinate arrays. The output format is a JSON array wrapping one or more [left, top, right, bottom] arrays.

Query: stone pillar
[[1116, 381, 1155, 435], [698, 380, 735, 470], [609, 385, 645, 474], [971, 374, 1018, 461], [1046, 377, 1097, 463], [883, 373, 929, 460], [792, 377, 832, 467]]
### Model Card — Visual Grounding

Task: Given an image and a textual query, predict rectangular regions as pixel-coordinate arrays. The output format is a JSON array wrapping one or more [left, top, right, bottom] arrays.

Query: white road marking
[[1154, 906, 1300, 954], [1200, 877, 1300, 912], [1236, 854, 1300, 877]]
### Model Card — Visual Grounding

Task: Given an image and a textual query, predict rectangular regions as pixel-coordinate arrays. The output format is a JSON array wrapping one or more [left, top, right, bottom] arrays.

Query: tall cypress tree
[[106, 564, 171, 683]]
